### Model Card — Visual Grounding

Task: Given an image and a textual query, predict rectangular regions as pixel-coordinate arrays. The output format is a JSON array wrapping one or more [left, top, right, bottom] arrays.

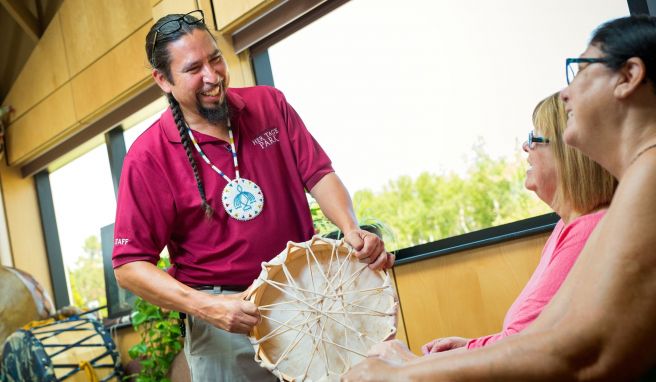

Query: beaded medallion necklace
[[187, 117, 264, 221]]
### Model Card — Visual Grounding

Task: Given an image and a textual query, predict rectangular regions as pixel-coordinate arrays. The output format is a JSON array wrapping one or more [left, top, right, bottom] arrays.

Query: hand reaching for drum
[[344, 229, 394, 270], [421, 336, 469, 354], [367, 339, 418, 364], [200, 292, 260, 334]]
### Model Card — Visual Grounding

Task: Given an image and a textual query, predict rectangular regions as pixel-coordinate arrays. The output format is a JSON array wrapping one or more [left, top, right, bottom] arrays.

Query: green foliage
[[310, 199, 338, 236], [68, 235, 107, 312], [126, 257, 183, 382], [351, 143, 550, 250], [309, 197, 396, 245]]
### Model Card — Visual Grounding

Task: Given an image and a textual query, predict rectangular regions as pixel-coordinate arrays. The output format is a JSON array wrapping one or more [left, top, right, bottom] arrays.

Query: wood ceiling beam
[[0, 0, 41, 42]]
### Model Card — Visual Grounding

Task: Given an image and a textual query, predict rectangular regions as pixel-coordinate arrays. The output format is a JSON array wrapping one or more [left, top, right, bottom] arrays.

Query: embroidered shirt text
[[252, 128, 280, 149]]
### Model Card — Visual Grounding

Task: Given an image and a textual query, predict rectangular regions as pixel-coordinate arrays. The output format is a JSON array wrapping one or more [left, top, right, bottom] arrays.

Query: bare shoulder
[[591, 154, 656, 273], [609, 153, 656, 227]]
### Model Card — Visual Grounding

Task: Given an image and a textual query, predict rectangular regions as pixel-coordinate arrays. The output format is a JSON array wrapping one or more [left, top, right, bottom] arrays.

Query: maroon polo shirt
[[112, 86, 334, 286]]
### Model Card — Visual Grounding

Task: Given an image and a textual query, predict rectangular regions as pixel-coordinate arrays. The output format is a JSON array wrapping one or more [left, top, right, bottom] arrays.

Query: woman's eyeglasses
[[527, 131, 550, 150], [565, 57, 609, 84], [151, 10, 205, 66]]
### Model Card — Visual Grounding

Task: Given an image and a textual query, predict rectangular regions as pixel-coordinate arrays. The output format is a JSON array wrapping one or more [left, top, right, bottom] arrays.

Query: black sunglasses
[[151, 10, 205, 66]]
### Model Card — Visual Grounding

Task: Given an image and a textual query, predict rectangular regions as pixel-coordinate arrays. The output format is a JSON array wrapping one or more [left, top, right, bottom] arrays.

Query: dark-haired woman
[[343, 15, 656, 381]]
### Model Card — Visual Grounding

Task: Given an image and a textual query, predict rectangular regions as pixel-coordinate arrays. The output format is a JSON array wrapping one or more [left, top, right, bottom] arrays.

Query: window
[[49, 142, 117, 312], [255, 0, 628, 251]]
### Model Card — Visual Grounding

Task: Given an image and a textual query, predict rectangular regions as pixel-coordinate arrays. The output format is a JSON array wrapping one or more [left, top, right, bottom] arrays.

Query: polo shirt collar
[[161, 89, 246, 144]]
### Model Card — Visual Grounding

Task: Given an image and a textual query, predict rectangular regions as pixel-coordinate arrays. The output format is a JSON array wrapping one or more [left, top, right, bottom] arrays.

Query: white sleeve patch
[[114, 238, 129, 246]]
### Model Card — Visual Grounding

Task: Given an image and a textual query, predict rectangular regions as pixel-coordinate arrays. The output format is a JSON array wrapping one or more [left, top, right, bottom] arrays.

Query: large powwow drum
[[0, 266, 54, 345], [249, 236, 398, 381], [1, 317, 122, 381]]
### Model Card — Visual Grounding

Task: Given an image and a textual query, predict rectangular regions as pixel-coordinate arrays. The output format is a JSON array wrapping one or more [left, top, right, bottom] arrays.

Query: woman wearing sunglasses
[[366, 92, 616, 363], [343, 14, 656, 382]]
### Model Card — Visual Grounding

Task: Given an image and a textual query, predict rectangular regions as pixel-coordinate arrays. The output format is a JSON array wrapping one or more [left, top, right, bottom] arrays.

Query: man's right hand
[[200, 292, 260, 334]]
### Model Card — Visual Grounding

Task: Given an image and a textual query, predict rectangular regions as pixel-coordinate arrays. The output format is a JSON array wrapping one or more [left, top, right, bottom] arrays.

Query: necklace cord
[[186, 96, 240, 182], [630, 143, 656, 166]]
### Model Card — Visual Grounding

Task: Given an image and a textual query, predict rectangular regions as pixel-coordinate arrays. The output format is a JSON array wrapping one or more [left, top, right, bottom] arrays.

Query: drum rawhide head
[[248, 236, 398, 381]]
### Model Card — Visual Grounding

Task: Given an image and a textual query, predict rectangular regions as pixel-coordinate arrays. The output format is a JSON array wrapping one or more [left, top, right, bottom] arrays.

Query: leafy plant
[[126, 257, 182, 382]]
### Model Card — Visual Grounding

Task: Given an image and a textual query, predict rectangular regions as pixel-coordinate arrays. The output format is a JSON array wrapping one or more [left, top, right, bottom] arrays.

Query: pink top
[[112, 86, 334, 286], [466, 209, 606, 349]]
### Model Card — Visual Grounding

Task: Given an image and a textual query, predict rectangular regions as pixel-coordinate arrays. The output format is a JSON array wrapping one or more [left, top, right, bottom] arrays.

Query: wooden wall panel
[[212, 0, 278, 31], [71, 22, 152, 124], [215, 33, 256, 87], [59, 0, 151, 77], [198, 0, 217, 30], [3, 0, 266, 167], [0, 187, 12, 266], [390, 268, 408, 346], [0, 161, 53, 300], [152, 0, 197, 21], [394, 233, 549, 354], [3, 15, 69, 123], [7, 84, 78, 165]]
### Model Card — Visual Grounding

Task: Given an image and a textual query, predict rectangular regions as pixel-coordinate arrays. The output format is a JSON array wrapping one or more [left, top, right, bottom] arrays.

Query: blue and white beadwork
[[222, 178, 264, 221]]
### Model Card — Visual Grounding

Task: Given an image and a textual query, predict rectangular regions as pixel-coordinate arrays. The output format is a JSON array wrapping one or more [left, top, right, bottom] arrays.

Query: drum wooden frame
[[248, 236, 398, 381]]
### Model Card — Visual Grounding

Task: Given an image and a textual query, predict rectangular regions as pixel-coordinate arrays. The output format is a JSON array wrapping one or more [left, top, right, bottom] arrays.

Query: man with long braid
[[112, 11, 393, 381]]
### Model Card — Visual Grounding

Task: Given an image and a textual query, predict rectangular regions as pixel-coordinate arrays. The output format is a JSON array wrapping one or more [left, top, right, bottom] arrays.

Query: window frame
[[35, 171, 70, 309]]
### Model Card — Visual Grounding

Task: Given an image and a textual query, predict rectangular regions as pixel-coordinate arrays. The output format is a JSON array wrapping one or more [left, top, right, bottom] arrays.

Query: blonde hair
[[533, 93, 617, 213]]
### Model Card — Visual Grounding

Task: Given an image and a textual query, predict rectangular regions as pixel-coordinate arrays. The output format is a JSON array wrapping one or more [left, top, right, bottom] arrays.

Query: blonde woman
[[423, 93, 616, 354], [367, 93, 617, 362]]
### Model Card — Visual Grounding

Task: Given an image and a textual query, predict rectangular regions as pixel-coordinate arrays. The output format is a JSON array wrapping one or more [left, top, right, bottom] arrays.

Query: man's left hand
[[344, 229, 394, 270]]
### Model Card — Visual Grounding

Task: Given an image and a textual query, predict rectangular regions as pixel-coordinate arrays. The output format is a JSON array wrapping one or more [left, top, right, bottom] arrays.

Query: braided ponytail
[[167, 93, 214, 218]]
